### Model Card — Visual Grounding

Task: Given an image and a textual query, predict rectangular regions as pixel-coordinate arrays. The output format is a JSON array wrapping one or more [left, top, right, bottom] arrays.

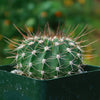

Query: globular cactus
[[9, 25, 92, 80]]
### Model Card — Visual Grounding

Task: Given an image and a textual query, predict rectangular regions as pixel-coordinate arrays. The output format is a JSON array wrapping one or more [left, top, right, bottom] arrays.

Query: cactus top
[[12, 35, 83, 80]]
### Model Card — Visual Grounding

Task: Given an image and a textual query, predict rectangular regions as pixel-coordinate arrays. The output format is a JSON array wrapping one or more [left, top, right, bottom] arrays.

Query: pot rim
[[0, 64, 100, 81]]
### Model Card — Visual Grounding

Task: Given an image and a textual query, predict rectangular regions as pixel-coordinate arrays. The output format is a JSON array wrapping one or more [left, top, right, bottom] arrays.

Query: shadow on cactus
[[6, 24, 96, 80]]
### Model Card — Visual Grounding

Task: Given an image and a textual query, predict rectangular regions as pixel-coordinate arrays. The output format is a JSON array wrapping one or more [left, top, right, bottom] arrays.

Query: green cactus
[[9, 25, 87, 80]]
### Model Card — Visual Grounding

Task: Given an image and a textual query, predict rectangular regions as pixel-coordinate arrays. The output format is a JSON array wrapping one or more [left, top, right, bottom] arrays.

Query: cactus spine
[[9, 25, 87, 80]]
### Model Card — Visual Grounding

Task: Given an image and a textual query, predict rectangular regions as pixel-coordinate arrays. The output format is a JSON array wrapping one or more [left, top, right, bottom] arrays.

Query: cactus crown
[[9, 25, 93, 80]]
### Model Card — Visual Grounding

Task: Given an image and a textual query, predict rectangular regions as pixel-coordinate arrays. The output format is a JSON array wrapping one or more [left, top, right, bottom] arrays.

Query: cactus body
[[13, 34, 83, 79]]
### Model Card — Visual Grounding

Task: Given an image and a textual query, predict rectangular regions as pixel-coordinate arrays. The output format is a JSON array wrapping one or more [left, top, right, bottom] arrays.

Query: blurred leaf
[[26, 18, 36, 26]]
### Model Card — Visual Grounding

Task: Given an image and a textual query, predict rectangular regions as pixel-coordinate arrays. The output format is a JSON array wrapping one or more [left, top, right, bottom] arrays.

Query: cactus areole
[[10, 34, 84, 79]]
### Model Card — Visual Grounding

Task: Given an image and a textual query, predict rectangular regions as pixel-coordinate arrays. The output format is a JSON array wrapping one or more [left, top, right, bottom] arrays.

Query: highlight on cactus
[[6, 24, 95, 80]]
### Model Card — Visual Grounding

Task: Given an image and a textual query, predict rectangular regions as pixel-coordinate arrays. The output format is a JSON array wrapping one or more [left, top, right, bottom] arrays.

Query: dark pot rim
[[0, 64, 100, 81]]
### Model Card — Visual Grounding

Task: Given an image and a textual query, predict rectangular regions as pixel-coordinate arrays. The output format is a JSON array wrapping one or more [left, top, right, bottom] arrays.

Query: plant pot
[[0, 64, 100, 100]]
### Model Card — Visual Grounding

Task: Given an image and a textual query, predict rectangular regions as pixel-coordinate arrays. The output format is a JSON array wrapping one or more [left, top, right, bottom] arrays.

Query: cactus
[[9, 25, 93, 80]]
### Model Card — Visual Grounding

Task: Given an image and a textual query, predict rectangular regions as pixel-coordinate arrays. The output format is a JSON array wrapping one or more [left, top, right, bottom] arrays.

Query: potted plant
[[0, 25, 100, 100]]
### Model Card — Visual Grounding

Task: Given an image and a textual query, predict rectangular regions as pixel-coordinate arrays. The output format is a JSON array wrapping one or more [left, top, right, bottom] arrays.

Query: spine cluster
[[11, 35, 83, 79]]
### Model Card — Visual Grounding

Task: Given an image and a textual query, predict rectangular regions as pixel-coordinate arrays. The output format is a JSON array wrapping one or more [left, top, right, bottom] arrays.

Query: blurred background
[[0, 0, 100, 65]]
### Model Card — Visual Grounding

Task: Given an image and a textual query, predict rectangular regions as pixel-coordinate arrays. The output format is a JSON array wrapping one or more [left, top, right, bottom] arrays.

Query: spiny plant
[[7, 24, 96, 80]]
